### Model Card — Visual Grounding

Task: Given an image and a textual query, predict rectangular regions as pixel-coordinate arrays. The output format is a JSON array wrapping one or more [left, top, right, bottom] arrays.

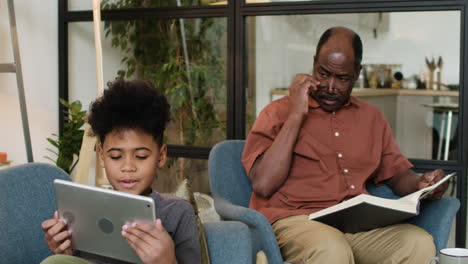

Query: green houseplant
[[45, 99, 86, 174]]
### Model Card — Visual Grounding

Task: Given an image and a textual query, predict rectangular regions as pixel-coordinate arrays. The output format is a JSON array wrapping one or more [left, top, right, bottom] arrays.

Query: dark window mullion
[[410, 160, 463, 172], [233, 0, 246, 139], [457, 3, 468, 248], [167, 145, 211, 159], [240, 0, 465, 9], [65, 6, 229, 22], [239, 1, 464, 16], [226, 0, 236, 139], [58, 0, 68, 134]]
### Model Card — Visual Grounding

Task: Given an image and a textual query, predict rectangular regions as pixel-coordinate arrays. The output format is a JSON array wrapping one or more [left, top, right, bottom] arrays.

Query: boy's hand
[[122, 219, 177, 264], [41, 211, 73, 255]]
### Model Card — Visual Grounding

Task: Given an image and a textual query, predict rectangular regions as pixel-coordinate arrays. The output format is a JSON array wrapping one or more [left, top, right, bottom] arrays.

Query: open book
[[308, 172, 456, 233]]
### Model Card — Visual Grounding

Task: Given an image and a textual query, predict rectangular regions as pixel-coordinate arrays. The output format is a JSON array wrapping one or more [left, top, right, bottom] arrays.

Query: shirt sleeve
[[171, 201, 201, 264], [241, 102, 285, 177], [373, 117, 413, 184]]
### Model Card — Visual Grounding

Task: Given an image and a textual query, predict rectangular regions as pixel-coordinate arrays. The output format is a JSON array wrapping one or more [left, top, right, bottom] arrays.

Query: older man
[[242, 27, 448, 264]]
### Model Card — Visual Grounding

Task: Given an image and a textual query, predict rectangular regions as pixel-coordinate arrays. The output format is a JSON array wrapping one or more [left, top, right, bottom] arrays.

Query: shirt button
[[335, 132, 340, 137], [350, 185, 355, 189], [338, 153, 343, 158], [344, 169, 349, 173]]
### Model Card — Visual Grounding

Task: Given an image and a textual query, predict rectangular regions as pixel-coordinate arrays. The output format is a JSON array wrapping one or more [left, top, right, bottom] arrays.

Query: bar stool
[[423, 102, 459, 161]]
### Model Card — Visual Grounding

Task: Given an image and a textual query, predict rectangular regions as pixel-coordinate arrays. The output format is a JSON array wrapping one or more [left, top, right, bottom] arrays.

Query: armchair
[[208, 140, 460, 264], [0, 163, 251, 264]]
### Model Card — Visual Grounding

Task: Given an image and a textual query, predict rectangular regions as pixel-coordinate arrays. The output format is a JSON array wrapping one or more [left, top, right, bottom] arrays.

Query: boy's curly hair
[[88, 78, 170, 145]]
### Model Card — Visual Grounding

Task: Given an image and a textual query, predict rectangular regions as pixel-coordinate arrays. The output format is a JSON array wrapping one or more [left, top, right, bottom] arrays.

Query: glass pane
[[69, 17, 227, 147], [68, 0, 226, 11], [246, 11, 461, 161], [154, 157, 210, 194]]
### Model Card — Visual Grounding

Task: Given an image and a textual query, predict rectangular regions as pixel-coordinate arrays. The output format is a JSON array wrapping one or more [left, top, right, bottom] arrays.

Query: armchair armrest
[[408, 197, 460, 252], [203, 221, 252, 264], [213, 198, 284, 264]]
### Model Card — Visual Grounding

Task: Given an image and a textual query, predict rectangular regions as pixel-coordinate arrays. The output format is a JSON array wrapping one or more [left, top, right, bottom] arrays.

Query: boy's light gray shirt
[[75, 192, 201, 264]]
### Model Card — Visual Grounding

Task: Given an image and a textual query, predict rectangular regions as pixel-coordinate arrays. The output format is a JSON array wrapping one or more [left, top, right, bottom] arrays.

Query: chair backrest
[[209, 140, 252, 208], [0, 163, 71, 264]]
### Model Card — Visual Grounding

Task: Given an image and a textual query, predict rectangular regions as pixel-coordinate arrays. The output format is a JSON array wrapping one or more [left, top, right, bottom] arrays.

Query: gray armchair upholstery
[[208, 140, 460, 263], [0, 163, 70, 264], [0, 162, 250, 264]]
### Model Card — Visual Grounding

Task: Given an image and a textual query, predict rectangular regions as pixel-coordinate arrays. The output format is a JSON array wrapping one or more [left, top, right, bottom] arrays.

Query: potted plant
[[45, 99, 86, 174]]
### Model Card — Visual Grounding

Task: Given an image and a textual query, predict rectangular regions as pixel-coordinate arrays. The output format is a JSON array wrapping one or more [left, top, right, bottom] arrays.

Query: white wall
[[0, 1, 58, 165], [0, 1, 124, 168], [254, 11, 461, 116]]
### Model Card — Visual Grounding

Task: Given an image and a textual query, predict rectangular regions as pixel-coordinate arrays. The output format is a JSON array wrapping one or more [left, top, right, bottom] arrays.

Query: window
[[60, 0, 468, 247]]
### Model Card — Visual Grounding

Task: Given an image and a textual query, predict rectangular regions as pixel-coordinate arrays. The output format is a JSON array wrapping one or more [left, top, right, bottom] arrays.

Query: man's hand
[[289, 74, 319, 120], [418, 169, 448, 200], [122, 219, 177, 264], [41, 211, 73, 255]]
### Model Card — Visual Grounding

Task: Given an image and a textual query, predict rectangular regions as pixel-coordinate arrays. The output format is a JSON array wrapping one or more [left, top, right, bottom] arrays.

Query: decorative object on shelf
[[447, 84, 459, 91], [363, 64, 401, 89], [425, 56, 437, 90], [392, 72, 403, 89], [0, 152, 11, 169], [404, 75, 418, 90], [45, 99, 85, 174], [0, 152, 7, 163], [436, 56, 443, 90]]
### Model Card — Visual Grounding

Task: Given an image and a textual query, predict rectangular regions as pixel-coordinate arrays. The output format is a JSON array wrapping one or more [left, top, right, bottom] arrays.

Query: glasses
[[312, 71, 354, 92], [316, 82, 351, 93]]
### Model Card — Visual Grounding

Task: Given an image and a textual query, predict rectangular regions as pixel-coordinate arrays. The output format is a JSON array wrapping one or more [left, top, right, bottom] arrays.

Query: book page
[[401, 172, 456, 202], [309, 193, 415, 220]]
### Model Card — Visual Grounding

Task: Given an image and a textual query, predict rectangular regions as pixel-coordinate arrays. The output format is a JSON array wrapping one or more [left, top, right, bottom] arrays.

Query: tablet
[[54, 179, 156, 264]]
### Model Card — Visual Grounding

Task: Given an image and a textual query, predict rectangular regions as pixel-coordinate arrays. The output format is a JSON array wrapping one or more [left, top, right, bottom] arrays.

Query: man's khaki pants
[[272, 215, 435, 264]]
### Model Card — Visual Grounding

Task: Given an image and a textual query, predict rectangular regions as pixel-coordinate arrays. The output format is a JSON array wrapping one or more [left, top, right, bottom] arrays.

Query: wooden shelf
[[270, 88, 459, 98], [352, 88, 459, 97]]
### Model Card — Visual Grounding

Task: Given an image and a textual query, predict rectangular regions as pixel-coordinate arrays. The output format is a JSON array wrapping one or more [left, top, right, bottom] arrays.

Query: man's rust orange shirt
[[241, 96, 413, 224]]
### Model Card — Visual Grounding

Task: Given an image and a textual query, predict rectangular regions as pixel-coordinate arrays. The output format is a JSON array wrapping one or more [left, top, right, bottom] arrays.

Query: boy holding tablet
[[41, 78, 201, 264]]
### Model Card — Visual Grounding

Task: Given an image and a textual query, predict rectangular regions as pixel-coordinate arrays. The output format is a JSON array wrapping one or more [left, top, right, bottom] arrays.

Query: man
[[242, 27, 448, 264]]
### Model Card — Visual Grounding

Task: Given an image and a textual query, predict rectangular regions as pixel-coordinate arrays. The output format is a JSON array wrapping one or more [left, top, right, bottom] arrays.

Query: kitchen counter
[[270, 88, 459, 99], [351, 88, 459, 97]]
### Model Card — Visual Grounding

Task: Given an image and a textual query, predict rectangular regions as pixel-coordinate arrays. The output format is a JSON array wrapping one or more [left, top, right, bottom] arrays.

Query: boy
[[41, 78, 201, 264]]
